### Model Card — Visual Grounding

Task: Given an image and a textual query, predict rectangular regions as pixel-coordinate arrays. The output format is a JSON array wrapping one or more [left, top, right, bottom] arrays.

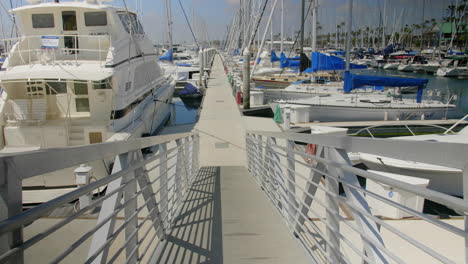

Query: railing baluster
[[295, 146, 325, 238], [326, 147, 388, 264], [124, 152, 138, 264], [324, 147, 341, 263], [88, 153, 131, 264], [134, 151, 166, 241], [464, 165, 468, 264], [286, 137, 298, 233], [159, 143, 169, 232], [0, 160, 24, 264]]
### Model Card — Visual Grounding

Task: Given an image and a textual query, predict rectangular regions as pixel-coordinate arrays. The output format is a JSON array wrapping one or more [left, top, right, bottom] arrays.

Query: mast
[[345, 0, 353, 71], [280, 0, 284, 53], [300, 0, 305, 54], [311, 0, 317, 52], [165, 0, 173, 52], [381, 0, 386, 49]]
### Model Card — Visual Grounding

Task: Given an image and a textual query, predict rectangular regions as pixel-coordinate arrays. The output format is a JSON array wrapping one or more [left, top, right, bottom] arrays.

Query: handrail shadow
[[155, 166, 223, 264]]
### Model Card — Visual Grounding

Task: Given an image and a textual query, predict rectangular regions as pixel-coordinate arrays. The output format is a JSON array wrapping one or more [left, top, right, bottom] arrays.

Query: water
[[354, 68, 468, 114], [169, 97, 201, 126]]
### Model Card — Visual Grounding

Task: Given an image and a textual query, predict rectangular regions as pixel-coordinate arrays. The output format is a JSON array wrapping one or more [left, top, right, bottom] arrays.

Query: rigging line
[[177, 0, 200, 50], [248, 0, 270, 48]]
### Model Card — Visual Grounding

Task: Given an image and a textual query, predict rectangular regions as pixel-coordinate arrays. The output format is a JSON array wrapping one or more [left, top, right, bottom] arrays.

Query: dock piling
[[243, 50, 250, 109]]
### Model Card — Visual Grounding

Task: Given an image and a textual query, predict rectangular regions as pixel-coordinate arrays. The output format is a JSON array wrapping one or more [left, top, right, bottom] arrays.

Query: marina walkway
[[155, 56, 309, 263]]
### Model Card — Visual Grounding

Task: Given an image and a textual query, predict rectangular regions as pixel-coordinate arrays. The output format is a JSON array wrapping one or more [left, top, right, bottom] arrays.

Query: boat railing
[[0, 131, 199, 263], [246, 130, 468, 263], [1, 34, 111, 67]]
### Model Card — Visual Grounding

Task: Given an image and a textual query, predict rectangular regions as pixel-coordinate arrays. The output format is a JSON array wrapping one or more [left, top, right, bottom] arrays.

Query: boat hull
[[360, 157, 462, 197], [270, 102, 461, 122]]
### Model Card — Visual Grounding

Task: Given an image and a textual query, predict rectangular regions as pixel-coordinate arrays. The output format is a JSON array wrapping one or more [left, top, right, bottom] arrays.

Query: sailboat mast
[[300, 0, 305, 54], [311, 0, 317, 52], [381, 0, 386, 49], [345, 0, 353, 71], [280, 0, 284, 53], [165, 0, 173, 52]]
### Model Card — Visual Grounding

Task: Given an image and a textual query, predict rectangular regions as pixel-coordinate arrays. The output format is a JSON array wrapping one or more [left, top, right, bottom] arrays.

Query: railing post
[[286, 138, 297, 233], [324, 147, 341, 263], [326, 147, 388, 264], [134, 151, 166, 241], [175, 139, 185, 208], [88, 153, 130, 264], [464, 165, 468, 264], [0, 160, 24, 264], [159, 143, 169, 231], [268, 137, 285, 211], [295, 146, 325, 236], [191, 135, 199, 177], [256, 135, 265, 188], [124, 152, 138, 264]]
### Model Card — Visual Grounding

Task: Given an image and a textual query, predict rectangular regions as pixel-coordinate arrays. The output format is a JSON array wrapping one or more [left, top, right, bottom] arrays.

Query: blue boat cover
[[179, 83, 201, 96], [233, 49, 240, 56], [270, 50, 280, 63], [159, 50, 173, 61], [343, 72, 428, 103], [280, 53, 300, 68], [304, 52, 367, 72], [176, 63, 192, 67]]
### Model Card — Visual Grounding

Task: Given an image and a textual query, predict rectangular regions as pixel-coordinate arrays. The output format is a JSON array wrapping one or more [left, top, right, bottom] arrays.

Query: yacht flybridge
[[0, 0, 175, 199]]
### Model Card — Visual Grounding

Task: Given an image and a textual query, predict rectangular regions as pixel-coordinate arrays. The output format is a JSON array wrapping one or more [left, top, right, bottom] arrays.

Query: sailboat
[[0, 0, 175, 202], [269, 0, 462, 123]]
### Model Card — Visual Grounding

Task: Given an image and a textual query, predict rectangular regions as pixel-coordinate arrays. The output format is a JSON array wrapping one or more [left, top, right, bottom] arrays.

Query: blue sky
[[120, 0, 454, 44], [0, 0, 456, 43]]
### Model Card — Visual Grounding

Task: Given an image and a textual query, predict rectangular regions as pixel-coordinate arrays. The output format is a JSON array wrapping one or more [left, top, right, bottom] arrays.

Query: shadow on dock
[[155, 167, 223, 264]]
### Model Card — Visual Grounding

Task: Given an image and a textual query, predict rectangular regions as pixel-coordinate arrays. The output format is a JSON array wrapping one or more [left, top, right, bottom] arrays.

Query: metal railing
[[1, 34, 111, 67], [0, 131, 199, 263], [246, 130, 468, 264]]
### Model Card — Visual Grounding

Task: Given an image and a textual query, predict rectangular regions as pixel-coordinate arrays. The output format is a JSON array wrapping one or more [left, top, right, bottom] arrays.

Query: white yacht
[[436, 57, 468, 77], [360, 127, 468, 196], [0, 0, 175, 202]]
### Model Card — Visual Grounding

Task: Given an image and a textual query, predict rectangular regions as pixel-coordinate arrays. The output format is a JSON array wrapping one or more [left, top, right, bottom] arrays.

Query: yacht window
[[46, 81, 67, 94], [32, 14, 54, 28], [76, 98, 90, 112], [74, 82, 88, 95], [118, 12, 144, 34], [93, 79, 112, 89], [85, 12, 107, 26], [62, 11, 77, 31]]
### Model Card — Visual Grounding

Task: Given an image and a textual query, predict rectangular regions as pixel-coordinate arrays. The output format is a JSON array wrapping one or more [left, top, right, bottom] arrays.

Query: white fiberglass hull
[[270, 95, 460, 122], [436, 67, 468, 77], [360, 153, 462, 196], [383, 63, 399, 70]]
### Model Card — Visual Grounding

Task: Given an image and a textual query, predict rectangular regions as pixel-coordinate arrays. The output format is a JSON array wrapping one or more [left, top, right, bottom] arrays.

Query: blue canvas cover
[[343, 72, 428, 103], [270, 50, 281, 63], [159, 50, 173, 61], [280, 53, 301, 68], [305, 52, 367, 72], [179, 83, 201, 96]]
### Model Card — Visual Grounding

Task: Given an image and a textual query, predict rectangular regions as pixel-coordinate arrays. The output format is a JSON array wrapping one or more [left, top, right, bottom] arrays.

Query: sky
[[0, 0, 459, 44]]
